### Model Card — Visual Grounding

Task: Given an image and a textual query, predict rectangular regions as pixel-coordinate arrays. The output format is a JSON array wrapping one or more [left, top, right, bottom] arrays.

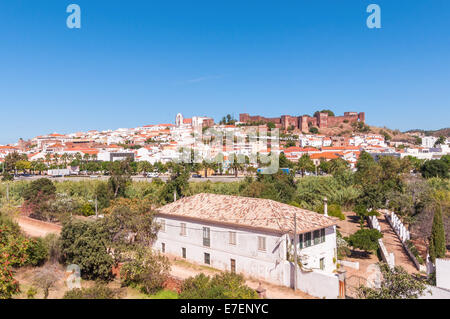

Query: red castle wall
[[240, 112, 365, 132]]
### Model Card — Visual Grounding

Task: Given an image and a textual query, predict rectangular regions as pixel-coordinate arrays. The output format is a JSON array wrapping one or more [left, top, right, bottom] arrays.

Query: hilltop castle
[[239, 111, 365, 132]]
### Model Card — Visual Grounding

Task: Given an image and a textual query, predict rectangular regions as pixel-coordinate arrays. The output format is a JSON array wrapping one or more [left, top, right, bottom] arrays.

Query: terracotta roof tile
[[157, 193, 336, 234]]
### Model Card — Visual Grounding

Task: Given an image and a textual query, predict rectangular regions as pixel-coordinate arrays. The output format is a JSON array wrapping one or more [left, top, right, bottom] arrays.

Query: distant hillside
[[404, 128, 450, 137]]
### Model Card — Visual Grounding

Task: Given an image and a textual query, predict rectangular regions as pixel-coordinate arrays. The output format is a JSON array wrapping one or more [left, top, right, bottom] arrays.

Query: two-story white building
[[154, 193, 340, 298]]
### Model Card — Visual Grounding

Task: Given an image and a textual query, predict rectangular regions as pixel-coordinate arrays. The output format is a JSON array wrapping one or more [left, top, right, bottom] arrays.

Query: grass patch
[[173, 258, 219, 273], [148, 289, 179, 299]]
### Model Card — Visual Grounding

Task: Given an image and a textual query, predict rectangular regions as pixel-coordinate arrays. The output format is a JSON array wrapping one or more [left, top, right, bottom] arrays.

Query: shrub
[[357, 263, 427, 299], [347, 228, 383, 254], [32, 265, 60, 299], [26, 287, 37, 299], [80, 202, 95, 216], [120, 250, 170, 295], [25, 237, 48, 266], [405, 240, 424, 265], [0, 259, 20, 299], [63, 283, 118, 299], [60, 220, 114, 281], [42, 234, 62, 264], [179, 272, 258, 299], [315, 203, 345, 220]]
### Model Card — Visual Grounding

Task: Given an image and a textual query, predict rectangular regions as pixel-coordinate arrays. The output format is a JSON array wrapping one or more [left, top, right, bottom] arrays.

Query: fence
[[383, 209, 423, 271]]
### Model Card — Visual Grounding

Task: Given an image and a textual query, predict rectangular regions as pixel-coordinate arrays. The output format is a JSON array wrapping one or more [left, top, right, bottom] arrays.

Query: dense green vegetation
[[0, 209, 50, 299], [179, 272, 258, 299]]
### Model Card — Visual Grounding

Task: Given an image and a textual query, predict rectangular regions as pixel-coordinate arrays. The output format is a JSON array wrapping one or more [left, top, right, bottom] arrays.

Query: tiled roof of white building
[[157, 193, 336, 234]]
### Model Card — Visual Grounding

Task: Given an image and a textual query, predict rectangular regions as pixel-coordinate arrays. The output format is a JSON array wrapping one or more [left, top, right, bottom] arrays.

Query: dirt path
[[378, 214, 418, 274], [15, 216, 61, 238], [169, 258, 315, 299], [335, 212, 380, 297]]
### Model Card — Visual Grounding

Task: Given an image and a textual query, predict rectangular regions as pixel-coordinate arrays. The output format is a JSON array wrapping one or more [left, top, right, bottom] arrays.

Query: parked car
[[192, 174, 202, 178], [147, 172, 159, 178]]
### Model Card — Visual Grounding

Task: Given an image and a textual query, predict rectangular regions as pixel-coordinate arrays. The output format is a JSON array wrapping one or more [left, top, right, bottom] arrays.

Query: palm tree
[[229, 154, 244, 178], [61, 153, 68, 167], [297, 154, 315, 177], [45, 153, 52, 167], [75, 152, 82, 164]]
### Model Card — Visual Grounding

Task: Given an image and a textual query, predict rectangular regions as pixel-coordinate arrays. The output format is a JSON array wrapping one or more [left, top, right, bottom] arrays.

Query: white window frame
[[180, 222, 187, 236], [257, 236, 266, 251], [229, 231, 237, 246]]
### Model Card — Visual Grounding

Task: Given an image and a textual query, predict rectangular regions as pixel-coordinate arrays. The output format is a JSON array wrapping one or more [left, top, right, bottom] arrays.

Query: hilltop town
[[0, 110, 448, 174]]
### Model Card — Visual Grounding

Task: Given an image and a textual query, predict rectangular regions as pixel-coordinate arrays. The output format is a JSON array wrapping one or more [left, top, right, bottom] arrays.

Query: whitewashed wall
[[289, 226, 337, 273], [154, 216, 288, 285], [297, 269, 340, 299], [154, 215, 337, 293], [436, 258, 450, 290]]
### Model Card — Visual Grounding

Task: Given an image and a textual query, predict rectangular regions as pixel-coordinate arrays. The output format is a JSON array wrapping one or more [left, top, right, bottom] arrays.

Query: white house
[[154, 193, 340, 298]]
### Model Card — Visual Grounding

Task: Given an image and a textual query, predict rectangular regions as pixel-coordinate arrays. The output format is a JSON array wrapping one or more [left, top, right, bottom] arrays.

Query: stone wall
[[239, 112, 365, 132]]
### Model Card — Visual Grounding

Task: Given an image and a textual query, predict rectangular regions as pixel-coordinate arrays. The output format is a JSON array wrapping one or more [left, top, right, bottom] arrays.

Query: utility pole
[[95, 195, 98, 218], [293, 212, 298, 291], [6, 182, 10, 203]]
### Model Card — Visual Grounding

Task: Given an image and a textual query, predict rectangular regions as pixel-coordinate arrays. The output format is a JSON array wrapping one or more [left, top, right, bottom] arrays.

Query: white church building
[[154, 193, 341, 298]]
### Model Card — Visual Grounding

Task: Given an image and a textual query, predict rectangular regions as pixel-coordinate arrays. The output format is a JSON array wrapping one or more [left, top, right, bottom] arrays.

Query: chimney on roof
[[324, 197, 328, 216]]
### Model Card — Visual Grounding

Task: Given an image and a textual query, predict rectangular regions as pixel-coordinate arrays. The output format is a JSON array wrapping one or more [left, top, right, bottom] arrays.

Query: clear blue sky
[[1, 1, 449, 144]]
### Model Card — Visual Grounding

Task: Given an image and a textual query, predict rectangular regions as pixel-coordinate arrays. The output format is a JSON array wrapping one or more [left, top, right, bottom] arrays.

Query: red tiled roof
[[157, 193, 336, 234], [310, 152, 342, 160]]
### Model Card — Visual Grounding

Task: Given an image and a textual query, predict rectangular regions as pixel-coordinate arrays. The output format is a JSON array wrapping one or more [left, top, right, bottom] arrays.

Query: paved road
[[15, 175, 246, 183]]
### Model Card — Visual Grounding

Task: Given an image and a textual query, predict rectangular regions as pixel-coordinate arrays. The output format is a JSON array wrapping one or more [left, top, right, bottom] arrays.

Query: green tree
[[434, 136, 446, 147], [279, 152, 294, 169], [421, 159, 449, 179], [357, 263, 428, 299], [314, 110, 335, 117], [315, 203, 345, 220], [120, 248, 170, 294], [59, 220, 114, 281], [229, 154, 244, 178], [101, 198, 160, 251], [429, 206, 446, 263], [108, 159, 133, 198], [0, 260, 20, 299], [159, 164, 190, 203], [296, 154, 315, 177], [347, 228, 383, 254], [354, 205, 379, 229], [354, 152, 384, 209], [15, 160, 31, 174], [138, 161, 153, 175], [22, 178, 57, 220], [267, 122, 276, 129], [179, 272, 258, 299]]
